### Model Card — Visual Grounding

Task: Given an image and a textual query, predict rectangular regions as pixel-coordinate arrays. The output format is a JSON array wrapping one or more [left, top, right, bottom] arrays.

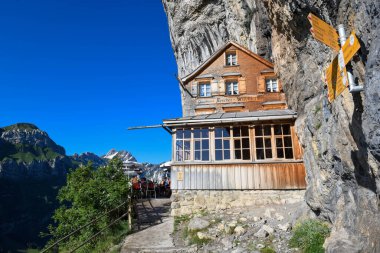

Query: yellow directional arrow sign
[[325, 55, 348, 102], [308, 13, 340, 51], [339, 32, 361, 68]]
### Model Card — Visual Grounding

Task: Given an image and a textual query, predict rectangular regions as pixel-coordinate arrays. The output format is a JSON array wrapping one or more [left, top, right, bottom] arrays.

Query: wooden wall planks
[[172, 163, 306, 190]]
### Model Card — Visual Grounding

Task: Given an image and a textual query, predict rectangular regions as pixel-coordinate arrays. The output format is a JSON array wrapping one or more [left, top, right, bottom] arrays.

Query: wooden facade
[[171, 163, 306, 190], [164, 41, 306, 190], [181, 42, 287, 116]]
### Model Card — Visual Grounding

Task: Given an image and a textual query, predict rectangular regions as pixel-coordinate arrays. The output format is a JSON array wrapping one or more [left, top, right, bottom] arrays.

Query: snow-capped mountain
[[103, 149, 137, 163]]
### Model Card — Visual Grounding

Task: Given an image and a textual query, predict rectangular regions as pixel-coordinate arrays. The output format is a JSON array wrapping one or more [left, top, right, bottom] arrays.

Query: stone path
[[121, 198, 185, 253]]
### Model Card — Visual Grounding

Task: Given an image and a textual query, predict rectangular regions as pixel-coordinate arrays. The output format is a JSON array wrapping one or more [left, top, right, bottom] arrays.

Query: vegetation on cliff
[[44, 158, 130, 253], [289, 219, 330, 253]]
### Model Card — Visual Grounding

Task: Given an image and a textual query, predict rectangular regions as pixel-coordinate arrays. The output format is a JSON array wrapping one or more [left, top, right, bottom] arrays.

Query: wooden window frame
[[214, 127, 232, 161], [225, 80, 239, 95], [173, 124, 295, 163], [193, 127, 210, 161], [232, 126, 251, 160], [255, 124, 294, 161], [273, 124, 294, 159], [198, 82, 211, 97], [265, 78, 279, 92], [175, 128, 191, 162], [225, 50, 237, 66]]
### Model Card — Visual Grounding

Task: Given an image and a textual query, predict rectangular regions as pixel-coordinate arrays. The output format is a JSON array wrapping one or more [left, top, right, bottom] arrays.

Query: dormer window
[[199, 83, 211, 97], [266, 78, 278, 92], [226, 51, 237, 66], [226, 81, 239, 95]]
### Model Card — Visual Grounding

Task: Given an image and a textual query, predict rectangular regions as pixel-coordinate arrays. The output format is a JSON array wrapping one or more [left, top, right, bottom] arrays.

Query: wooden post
[[128, 196, 132, 231]]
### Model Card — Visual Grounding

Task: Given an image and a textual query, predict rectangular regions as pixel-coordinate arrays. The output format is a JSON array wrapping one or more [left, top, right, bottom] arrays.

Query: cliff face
[[162, 0, 380, 252], [162, 0, 272, 78], [0, 123, 71, 180]]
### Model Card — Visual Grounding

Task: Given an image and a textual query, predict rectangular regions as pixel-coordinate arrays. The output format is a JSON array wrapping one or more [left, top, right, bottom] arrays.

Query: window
[[176, 129, 191, 161], [199, 83, 211, 97], [233, 126, 250, 160], [266, 78, 278, 92], [226, 51, 237, 66], [215, 127, 231, 160], [174, 125, 294, 162], [193, 128, 209, 161], [255, 125, 272, 160], [274, 124, 293, 159], [255, 124, 293, 160], [226, 81, 239, 95]]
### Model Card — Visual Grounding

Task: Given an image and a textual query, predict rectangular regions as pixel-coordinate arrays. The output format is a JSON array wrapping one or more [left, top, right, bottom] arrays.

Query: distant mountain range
[[0, 123, 155, 252], [0, 123, 143, 180]]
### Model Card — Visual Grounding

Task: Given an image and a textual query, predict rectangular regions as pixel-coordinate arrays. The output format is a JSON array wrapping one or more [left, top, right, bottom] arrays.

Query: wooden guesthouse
[[163, 41, 306, 191]]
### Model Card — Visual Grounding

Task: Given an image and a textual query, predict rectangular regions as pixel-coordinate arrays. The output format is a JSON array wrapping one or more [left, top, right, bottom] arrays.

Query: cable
[[42, 200, 129, 253]]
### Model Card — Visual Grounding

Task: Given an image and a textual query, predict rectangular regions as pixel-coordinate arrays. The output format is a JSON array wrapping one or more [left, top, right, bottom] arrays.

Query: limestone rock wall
[[162, 0, 272, 116], [162, 0, 272, 78], [170, 190, 305, 216], [162, 0, 380, 252]]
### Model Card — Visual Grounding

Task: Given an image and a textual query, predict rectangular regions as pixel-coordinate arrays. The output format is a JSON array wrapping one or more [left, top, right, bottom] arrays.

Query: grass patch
[[247, 241, 256, 251], [260, 246, 276, 253], [198, 209, 209, 217], [314, 104, 322, 115], [315, 122, 322, 130], [174, 214, 191, 231], [183, 229, 211, 246], [289, 219, 330, 253], [3, 144, 62, 163]]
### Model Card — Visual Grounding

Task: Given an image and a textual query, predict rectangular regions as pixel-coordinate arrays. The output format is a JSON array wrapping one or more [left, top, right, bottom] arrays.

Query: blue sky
[[0, 0, 181, 163]]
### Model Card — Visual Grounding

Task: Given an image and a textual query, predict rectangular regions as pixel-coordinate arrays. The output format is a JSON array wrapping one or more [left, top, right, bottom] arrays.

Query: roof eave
[[163, 114, 297, 127], [180, 41, 274, 84]]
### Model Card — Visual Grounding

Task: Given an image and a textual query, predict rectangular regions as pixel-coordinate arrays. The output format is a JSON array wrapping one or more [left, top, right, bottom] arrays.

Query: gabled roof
[[181, 41, 274, 83]]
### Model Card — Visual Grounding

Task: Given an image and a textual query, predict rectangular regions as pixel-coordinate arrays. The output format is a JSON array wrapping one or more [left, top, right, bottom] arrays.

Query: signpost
[[308, 13, 363, 102], [339, 32, 361, 68], [308, 13, 340, 52], [325, 56, 348, 102]]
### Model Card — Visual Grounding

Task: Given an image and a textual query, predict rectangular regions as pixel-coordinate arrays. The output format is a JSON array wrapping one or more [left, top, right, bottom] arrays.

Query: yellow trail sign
[[325, 55, 348, 102], [308, 13, 340, 51], [340, 32, 361, 67]]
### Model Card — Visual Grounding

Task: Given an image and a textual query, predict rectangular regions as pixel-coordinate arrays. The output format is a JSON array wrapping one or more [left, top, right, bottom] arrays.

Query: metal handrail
[[69, 211, 129, 252], [41, 200, 129, 253]]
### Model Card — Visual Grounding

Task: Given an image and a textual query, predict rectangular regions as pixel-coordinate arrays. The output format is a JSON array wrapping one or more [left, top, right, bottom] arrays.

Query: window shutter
[[211, 80, 219, 96], [258, 76, 266, 93], [191, 82, 198, 97], [238, 77, 246, 94], [218, 79, 226, 96], [278, 79, 283, 91], [218, 80, 226, 95]]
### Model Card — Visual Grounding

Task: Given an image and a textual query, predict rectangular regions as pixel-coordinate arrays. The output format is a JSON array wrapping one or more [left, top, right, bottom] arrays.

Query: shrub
[[289, 219, 330, 253], [44, 158, 130, 253]]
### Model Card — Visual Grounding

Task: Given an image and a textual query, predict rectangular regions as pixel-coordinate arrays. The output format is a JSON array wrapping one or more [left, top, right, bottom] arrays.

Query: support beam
[[127, 125, 172, 134], [176, 74, 195, 98]]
